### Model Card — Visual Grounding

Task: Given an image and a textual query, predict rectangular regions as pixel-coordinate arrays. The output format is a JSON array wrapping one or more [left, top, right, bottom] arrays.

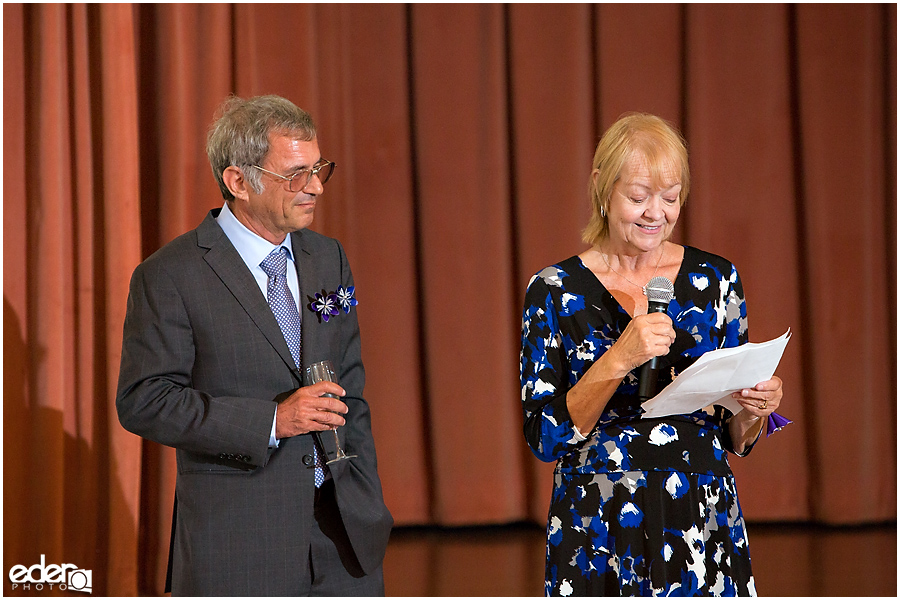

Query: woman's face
[[603, 152, 682, 253]]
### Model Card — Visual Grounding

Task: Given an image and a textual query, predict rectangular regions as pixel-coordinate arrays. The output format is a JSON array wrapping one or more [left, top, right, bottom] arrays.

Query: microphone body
[[637, 276, 675, 401]]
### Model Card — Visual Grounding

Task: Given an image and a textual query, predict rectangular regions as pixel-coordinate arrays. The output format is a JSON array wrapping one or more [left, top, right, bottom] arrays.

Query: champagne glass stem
[[332, 429, 345, 458], [306, 360, 357, 463]]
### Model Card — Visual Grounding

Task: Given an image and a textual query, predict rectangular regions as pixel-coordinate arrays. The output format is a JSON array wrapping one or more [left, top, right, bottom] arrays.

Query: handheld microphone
[[637, 276, 675, 401]]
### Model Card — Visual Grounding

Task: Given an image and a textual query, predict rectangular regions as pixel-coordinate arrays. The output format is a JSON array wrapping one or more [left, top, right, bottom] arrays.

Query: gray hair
[[207, 95, 317, 201]]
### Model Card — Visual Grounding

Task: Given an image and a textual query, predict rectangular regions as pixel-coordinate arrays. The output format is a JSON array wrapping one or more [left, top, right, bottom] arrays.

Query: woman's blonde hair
[[582, 113, 690, 246]]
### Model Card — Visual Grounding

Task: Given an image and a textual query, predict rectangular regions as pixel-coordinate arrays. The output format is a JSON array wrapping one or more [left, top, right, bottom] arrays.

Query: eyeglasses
[[251, 160, 336, 192]]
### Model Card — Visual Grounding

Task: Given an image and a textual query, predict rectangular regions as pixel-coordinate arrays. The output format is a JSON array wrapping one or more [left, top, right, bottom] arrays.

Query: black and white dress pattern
[[521, 246, 759, 596]]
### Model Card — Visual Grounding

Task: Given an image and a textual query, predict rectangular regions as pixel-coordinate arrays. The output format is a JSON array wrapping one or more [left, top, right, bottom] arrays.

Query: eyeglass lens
[[289, 162, 335, 192]]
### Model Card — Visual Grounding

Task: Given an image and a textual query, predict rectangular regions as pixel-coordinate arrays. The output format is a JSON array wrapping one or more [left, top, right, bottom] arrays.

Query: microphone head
[[645, 276, 674, 304]]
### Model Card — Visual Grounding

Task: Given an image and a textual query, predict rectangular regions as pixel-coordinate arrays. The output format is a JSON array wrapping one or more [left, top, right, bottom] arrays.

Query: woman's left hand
[[732, 376, 783, 418]]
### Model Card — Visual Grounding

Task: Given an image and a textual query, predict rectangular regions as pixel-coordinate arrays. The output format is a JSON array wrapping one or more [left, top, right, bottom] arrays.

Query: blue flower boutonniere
[[307, 286, 357, 322], [308, 291, 340, 323], [336, 286, 358, 314]]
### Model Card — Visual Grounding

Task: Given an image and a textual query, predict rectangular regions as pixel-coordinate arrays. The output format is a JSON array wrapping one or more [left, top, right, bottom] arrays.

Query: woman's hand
[[604, 312, 676, 378], [732, 376, 783, 419], [728, 376, 783, 453], [566, 313, 673, 434]]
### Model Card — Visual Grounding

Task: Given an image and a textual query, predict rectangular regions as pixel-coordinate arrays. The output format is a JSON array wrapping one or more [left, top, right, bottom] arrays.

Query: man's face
[[234, 133, 323, 244]]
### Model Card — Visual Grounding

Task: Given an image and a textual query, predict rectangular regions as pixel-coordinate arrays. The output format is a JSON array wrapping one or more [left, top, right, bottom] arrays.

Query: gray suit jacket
[[116, 210, 392, 595]]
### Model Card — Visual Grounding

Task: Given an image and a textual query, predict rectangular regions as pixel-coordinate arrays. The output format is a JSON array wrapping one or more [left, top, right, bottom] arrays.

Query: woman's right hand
[[565, 312, 674, 434], [566, 312, 676, 433], [605, 313, 676, 378]]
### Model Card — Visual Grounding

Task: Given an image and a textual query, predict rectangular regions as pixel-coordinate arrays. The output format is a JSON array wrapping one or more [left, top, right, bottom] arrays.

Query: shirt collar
[[216, 202, 295, 268]]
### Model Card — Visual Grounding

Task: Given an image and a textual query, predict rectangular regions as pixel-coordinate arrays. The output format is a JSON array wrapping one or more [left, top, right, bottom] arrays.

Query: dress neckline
[[571, 245, 692, 320]]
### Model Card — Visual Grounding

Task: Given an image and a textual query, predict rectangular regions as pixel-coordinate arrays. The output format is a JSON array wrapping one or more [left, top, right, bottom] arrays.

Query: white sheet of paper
[[640, 329, 791, 418]]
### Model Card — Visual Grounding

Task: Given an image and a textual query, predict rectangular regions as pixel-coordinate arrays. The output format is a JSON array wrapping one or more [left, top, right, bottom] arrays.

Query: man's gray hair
[[207, 95, 317, 201]]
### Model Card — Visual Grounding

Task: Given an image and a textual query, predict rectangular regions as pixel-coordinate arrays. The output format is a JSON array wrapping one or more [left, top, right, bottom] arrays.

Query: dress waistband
[[555, 415, 733, 477]]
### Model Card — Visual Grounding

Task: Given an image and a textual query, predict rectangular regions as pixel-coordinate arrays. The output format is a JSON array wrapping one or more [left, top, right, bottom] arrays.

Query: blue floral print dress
[[521, 246, 759, 597]]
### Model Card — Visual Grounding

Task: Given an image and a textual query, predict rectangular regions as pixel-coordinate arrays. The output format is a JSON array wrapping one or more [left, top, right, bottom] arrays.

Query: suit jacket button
[[302, 454, 314, 466], [218, 453, 227, 460]]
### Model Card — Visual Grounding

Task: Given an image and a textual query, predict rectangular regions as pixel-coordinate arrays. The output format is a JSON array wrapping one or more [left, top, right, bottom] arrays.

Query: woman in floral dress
[[520, 114, 783, 596]]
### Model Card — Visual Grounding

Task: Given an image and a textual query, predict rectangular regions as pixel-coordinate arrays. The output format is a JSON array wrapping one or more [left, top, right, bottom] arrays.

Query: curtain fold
[[4, 3, 895, 595], [410, 4, 526, 524], [793, 3, 895, 522]]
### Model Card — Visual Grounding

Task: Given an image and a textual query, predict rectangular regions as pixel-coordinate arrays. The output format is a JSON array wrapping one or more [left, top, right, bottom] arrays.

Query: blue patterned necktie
[[260, 247, 326, 487]]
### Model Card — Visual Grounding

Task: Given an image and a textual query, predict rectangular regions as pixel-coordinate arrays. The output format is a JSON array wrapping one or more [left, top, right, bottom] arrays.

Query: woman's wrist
[[567, 358, 626, 433], [597, 345, 632, 380], [739, 411, 765, 438], [742, 412, 763, 424]]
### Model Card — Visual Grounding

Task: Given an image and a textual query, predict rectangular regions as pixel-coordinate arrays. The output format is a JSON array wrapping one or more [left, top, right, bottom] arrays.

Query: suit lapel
[[292, 229, 320, 377], [197, 211, 301, 379]]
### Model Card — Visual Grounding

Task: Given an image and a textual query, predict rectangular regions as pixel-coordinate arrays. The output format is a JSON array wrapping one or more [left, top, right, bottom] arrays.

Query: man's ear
[[222, 166, 251, 201]]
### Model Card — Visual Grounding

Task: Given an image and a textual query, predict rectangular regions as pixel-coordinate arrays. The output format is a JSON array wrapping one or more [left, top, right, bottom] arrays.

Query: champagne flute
[[304, 360, 356, 463]]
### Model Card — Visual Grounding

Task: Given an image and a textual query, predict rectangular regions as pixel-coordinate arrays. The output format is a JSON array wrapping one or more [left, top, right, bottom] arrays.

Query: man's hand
[[275, 382, 348, 439]]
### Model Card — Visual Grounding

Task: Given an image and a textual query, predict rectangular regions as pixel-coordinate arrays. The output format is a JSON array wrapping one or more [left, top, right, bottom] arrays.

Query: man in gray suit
[[116, 95, 392, 595]]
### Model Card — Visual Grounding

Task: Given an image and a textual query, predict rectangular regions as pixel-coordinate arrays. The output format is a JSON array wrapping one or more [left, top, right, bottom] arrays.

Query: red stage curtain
[[4, 3, 895, 595]]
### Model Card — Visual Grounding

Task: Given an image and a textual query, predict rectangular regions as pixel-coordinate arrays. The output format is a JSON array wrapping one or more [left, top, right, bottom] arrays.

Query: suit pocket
[[178, 449, 257, 474]]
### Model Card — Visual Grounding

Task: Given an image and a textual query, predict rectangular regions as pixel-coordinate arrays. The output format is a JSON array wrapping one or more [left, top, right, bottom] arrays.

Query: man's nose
[[303, 173, 325, 195]]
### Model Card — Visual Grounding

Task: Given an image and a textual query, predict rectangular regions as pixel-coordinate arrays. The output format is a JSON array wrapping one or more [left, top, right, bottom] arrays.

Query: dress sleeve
[[717, 263, 761, 456], [722, 261, 749, 349], [520, 273, 586, 463]]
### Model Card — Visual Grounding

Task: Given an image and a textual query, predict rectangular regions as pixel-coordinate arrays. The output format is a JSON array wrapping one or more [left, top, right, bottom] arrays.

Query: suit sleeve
[[115, 258, 274, 467]]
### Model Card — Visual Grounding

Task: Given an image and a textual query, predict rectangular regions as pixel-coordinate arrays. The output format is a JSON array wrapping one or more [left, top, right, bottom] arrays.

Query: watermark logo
[[8, 555, 92, 593]]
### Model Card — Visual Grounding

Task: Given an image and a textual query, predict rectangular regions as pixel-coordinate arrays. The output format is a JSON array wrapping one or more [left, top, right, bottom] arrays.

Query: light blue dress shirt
[[216, 202, 301, 447]]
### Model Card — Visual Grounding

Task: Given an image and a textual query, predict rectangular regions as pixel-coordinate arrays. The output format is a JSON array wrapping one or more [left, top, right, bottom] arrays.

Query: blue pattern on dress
[[521, 246, 758, 596]]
